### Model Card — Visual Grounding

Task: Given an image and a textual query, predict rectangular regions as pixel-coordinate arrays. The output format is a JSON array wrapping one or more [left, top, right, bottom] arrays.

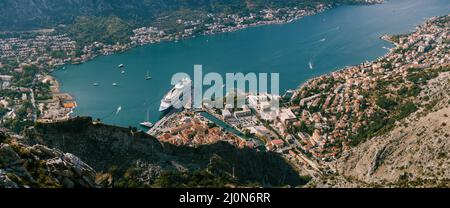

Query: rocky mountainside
[[0, 128, 97, 188], [5, 117, 308, 188], [313, 70, 450, 188]]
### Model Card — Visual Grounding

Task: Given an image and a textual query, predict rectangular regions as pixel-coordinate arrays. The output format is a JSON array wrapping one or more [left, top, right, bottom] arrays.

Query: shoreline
[[36, 75, 77, 123], [291, 30, 420, 95], [56, 5, 332, 66], [296, 36, 394, 86], [50, 1, 385, 69]]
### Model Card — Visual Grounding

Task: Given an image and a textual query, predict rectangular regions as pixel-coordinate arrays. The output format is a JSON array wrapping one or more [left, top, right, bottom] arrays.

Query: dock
[[146, 109, 178, 136]]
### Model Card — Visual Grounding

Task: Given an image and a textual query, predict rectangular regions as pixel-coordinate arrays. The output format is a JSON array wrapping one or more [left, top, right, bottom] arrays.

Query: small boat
[[118, 64, 124, 68], [145, 71, 152, 80], [112, 83, 118, 86], [141, 108, 153, 128], [116, 106, 122, 116], [319, 38, 326, 42], [121, 70, 126, 74], [308, 61, 314, 70], [93, 83, 99, 86], [140, 121, 154, 128]]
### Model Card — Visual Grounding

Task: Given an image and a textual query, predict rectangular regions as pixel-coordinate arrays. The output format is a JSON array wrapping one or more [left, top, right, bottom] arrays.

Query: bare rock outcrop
[[0, 129, 97, 188]]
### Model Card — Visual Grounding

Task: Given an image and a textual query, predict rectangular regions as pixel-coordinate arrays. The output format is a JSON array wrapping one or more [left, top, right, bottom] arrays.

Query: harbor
[[51, 0, 450, 128]]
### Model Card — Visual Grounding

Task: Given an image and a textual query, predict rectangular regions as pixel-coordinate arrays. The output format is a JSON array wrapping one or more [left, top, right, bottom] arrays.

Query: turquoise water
[[53, 0, 450, 128]]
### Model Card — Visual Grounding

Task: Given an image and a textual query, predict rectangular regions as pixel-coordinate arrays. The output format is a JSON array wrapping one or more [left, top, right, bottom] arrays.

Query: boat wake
[[308, 61, 314, 70], [115, 106, 122, 116]]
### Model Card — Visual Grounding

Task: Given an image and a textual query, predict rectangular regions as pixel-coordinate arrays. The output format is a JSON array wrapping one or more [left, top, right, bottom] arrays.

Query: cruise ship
[[159, 78, 192, 112]]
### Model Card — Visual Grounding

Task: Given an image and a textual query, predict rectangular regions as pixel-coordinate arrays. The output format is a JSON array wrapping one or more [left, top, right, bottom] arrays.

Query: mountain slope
[[0, 0, 375, 31], [0, 128, 97, 188], [23, 117, 308, 187], [313, 71, 450, 188]]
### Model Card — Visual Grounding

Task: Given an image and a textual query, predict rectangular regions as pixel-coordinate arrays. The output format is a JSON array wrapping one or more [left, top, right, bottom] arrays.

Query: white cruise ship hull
[[159, 78, 192, 112]]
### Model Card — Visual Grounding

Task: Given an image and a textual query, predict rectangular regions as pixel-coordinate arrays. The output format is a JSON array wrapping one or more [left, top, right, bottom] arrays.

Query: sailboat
[[145, 71, 152, 80]]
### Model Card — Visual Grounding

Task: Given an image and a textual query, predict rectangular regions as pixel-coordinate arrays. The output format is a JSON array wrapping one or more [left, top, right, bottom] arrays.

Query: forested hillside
[[0, 0, 372, 31]]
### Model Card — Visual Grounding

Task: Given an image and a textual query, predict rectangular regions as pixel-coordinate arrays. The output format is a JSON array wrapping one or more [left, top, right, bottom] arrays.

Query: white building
[[222, 109, 233, 119], [278, 108, 296, 124], [0, 75, 13, 82], [234, 109, 252, 118], [248, 125, 276, 140], [248, 94, 279, 121]]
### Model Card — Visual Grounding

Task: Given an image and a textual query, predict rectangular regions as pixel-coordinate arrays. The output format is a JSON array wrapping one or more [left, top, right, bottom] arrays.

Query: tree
[[376, 96, 397, 110], [0, 106, 7, 117]]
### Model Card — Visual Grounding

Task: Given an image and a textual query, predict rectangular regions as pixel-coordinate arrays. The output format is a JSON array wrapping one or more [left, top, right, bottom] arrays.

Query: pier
[[147, 109, 178, 136]]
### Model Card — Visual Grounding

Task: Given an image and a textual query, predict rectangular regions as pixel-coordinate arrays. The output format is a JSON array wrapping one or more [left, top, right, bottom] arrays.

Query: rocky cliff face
[[16, 117, 307, 188], [1, 117, 307, 188], [314, 71, 450, 188], [0, 129, 97, 188]]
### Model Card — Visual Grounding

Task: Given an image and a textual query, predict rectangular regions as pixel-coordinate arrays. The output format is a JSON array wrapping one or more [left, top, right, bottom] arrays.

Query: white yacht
[[159, 78, 192, 112], [140, 121, 154, 128], [140, 108, 153, 128]]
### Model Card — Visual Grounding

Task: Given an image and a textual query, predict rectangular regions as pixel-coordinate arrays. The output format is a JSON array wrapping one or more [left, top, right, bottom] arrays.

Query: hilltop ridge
[[0, 0, 378, 31], [1, 117, 309, 188]]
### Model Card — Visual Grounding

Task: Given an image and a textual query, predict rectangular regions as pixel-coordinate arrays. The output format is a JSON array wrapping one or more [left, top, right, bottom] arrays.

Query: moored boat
[[140, 121, 154, 128]]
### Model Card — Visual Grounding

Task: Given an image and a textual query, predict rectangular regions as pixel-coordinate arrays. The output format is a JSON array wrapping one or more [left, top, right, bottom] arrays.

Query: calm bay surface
[[53, 0, 450, 128]]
